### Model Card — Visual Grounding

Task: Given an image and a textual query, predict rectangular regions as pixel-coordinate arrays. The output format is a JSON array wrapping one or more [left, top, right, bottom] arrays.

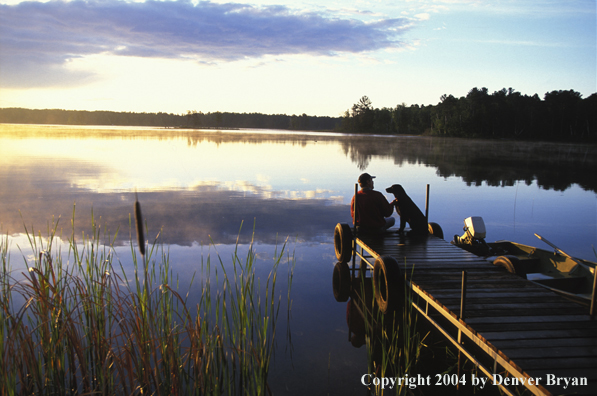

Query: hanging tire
[[493, 255, 527, 279], [333, 262, 351, 302], [373, 255, 403, 314], [334, 223, 353, 263], [428, 222, 444, 239]]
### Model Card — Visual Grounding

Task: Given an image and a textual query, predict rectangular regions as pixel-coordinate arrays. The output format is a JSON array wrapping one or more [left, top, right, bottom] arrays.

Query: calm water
[[1, 124, 596, 394]]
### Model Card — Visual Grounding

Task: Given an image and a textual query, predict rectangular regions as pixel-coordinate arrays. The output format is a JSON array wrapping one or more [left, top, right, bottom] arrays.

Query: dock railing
[[351, 235, 552, 396]]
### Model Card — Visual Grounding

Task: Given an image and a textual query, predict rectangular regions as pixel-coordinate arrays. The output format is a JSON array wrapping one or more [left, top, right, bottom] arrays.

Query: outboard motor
[[454, 216, 486, 245]]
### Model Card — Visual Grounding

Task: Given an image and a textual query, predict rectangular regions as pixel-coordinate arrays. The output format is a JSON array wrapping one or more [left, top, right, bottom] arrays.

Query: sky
[[0, 0, 595, 117]]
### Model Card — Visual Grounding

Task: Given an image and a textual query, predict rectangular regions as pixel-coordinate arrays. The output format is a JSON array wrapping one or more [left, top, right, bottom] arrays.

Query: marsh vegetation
[[0, 211, 295, 395]]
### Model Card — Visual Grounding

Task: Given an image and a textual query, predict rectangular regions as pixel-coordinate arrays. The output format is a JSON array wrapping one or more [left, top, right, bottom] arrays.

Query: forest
[[0, 108, 341, 131], [1, 87, 595, 142], [340, 88, 597, 142]]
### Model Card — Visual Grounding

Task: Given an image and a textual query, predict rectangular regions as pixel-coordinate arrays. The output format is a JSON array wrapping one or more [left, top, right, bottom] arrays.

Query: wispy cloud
[[418, 0, 594, 16], [0, 0, 411, 88]]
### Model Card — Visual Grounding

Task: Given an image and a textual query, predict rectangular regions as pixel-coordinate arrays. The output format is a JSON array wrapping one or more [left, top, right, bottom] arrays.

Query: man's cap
[[358, 173, 376, 182]]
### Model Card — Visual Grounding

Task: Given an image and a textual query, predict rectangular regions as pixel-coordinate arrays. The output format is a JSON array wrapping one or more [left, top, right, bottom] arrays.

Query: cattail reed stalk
[[134, 191, 145, 257], [134, 191, 151, 321]]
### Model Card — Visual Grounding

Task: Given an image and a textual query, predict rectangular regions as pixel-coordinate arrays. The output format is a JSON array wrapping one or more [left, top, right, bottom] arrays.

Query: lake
[[1, 124, 596, 395]]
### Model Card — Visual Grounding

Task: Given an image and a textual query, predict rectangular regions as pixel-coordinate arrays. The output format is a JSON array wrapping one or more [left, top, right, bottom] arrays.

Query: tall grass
[[0, 211, 294, 395]]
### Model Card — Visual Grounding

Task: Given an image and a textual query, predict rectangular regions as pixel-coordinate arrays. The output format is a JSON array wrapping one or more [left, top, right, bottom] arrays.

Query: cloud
[[0, 0, 411, 88]]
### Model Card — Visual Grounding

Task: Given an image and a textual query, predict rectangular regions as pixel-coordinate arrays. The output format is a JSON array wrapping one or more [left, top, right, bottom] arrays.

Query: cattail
[[134, 191, 145, 256]]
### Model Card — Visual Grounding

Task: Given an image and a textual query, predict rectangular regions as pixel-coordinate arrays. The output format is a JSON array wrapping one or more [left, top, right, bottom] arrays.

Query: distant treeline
[[183, 111, 340, 130], [0, 108, 341, 131], [3, 87, 596, 141], [341, 88, 597, 142]]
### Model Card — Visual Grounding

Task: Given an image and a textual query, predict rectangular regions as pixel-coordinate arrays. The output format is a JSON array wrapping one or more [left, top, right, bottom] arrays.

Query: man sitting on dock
[[351, 173, 396, 234]]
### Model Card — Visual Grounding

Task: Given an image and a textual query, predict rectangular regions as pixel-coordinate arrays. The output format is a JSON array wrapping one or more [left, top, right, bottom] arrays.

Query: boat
[[452, 216, 596, 304]]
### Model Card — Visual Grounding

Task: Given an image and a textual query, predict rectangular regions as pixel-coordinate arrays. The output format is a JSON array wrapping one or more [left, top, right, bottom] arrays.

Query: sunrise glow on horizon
[[0, 0, 595, 117]]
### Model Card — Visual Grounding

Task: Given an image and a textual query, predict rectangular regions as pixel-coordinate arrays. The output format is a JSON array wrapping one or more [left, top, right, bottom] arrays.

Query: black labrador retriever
[[386, 184, 428, 235]]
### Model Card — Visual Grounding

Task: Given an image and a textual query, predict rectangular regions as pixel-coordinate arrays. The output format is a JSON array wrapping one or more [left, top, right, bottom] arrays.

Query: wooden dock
[[353, 231, 597, 396]]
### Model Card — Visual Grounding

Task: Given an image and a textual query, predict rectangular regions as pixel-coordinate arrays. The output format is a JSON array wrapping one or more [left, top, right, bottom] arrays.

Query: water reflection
[[1, 124, 595, 258], [1, 124, 595, 394], [187, 131, 597, 192], [337, 135, 597, 192], [0, 183, 346, 246], [3, 124, 596, 192]]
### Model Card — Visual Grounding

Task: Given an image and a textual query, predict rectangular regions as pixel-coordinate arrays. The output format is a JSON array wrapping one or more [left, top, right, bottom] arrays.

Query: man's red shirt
[[350, 188, 394, 229]]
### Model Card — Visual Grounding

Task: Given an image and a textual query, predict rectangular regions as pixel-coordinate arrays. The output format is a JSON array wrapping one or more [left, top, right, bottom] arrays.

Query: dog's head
[[385, 184, 405, 197]]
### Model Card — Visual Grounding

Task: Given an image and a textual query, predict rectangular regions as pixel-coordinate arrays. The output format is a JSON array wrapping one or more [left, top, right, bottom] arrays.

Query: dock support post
[[460, 271, 467, 321], [590, 267, 596, 318], [349, 183, 358, 343], [352, 183, 358, 274], [425, 184, 430, 223]]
